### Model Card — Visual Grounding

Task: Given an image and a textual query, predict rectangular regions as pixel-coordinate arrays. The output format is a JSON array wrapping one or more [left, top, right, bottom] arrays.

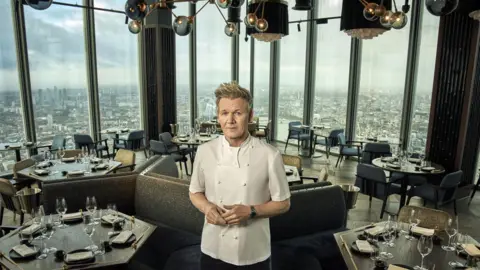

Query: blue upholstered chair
[[313, 128, 344, 159], [335, 133, 363, 167], [73, 134, 110, 158], [407, 170, 463, 215], [355, 164, 403, 219], [361, 143, 392, 164], [149, 140, 189, 176], [284, 121, 311, 153], [114, 130, 147, 158]]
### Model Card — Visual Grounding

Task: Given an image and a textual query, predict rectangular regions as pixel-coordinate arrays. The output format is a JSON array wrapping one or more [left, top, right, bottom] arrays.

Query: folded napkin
[[65, 251, 94, 262], [12, 244, 37, 257], [62, 212, 82, 221], [36, 161, 51, 168], [462, 244, 480, 257], [90, 158, 102, 164], [112, 230, 133, 244], [355, 240, 374, 253], [34, 169, 49, 175], [21, 224, 41, 235], [411, 226, 435, 236], [95, 164, 109, 170], [68, 170, 84, 176], [62, 157, 76, 162], [388, 265, 409, 270], [101, 214, 120, 224], [365, 226, 384, 236], [8, 145, 22, 149]]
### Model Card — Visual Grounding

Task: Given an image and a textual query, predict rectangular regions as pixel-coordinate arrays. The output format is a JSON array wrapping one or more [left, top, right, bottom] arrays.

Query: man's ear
[[249, 109, 253, 122]]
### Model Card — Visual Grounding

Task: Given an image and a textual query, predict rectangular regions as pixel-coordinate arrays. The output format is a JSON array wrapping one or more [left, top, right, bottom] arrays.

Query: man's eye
[[235, 112, 242, 115]]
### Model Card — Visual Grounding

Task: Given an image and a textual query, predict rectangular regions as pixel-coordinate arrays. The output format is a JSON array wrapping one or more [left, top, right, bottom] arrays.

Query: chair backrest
[[282, 154, 302, 172], [0, 178, 22, 214], [398, 205, 451, 232], [13, 159, 35, 179], [30, 154, 45, 163], [288, 121, 302, 133], [73, 134, 94, 149], [63, 149, 82, 158], [248, 122, 257, 135], [144, 155, 179, 178], [149, 140, 169, 155], [51, 135, 66, 151], [440, 170, 463, 189], [114, 149, 136, 167], [127, 130, 145, 150], [337, 132, 346, 145], [362, 143, 392, 164], [159, 132, 174, 148], [324, 128, 344, 147], [356, 163, 386, 183]]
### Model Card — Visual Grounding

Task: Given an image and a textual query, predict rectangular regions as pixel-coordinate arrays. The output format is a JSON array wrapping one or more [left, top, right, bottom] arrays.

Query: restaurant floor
[[2, 142, 480, 241]]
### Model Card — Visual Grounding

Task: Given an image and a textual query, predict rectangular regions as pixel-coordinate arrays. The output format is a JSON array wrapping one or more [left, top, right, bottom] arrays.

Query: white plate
[[198, 137, 212, 142], [381, 157, 395, 162], [386, 163, 401, 169], [421, 167, 435, 171], [68, 170, 85, 176]]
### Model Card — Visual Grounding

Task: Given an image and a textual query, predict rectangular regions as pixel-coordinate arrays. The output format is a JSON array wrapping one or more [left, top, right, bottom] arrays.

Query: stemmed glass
[[442, 217, 458, 251], [42, 215, 57, 254], [368, 233, 380, 261], [56, 197, 68, 228], [385, 215, 397, 248], [414, 235, 433, 270], [36, 222, 48, 260], [449, 233, 467, 268], [83, 215, 98, 252], [406, 209, 420, 240], [107, 203, 118, 236], [34, 206, 46, 240], [212, 125, 217, 135], [58, 148, 65, 163], [86, 197, 99, 225], [380, 221, 394, 259]]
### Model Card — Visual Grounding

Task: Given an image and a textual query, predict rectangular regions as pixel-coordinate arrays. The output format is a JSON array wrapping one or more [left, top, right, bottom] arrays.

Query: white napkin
[[21, 224, 41, 235], [95, 164, 108, 169], [365, 226, 384, 236], [112, 230, 133, 244], [355, 240, 374, 253], [68, 170, 84, 176], [101, 214, 120, 224], [62, 157, 76, 162], [90, 158, 102, 164], [411, 226, 435, 236], [12, 244, 37, 257], [36, 162, 50, 168], [65, 251, 94, 262], [388, 265, 409, 270], [34, 169, 49, 175], [62, 212, 82, 221], [462, 244, 480, 257]]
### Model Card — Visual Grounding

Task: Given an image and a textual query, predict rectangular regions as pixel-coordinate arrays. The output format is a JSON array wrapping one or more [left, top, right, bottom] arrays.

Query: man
[[189, 82, 291, 270]]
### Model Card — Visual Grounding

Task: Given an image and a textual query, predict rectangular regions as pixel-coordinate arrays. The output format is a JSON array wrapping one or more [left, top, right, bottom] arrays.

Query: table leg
[[399, 176, 409, 209], [309, 129, 314, 158], [15, 150, 21, 162]]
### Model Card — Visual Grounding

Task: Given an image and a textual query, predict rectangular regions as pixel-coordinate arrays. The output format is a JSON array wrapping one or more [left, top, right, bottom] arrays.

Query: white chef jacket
[[189, 135, 291, 266]]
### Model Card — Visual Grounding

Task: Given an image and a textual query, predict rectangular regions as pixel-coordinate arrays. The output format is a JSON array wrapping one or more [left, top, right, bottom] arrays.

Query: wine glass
[[442, 217, 458, 251], [386, 215, 397, 248], [380, 221, 394, 259], [86, 197, 99, 225], [406, 209, 420, 240], [36, 222, 48, 260], [58, 148, 65, 163], [449, 233, 468, 268], [56, 197, 68, 228], [34, 206, 46, 240], [83, 215, 98, 251], [368, 233, 380, 261], [42, 215, 57, 254], [107, 203, 118, 236], [212, 124, 217, 135], [414, 235, 433, 270]]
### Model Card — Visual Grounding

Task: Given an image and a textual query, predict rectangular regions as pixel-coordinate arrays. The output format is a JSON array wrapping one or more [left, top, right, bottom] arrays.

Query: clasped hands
[[205, 203, 251, 225]]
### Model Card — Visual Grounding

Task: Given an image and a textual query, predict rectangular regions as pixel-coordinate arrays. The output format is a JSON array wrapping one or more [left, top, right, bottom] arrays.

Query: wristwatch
[[249, 206, 257, 219]]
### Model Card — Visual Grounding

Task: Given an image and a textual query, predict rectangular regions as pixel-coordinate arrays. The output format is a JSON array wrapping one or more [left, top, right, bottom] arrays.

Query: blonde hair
[[215, 81, 252, 111]]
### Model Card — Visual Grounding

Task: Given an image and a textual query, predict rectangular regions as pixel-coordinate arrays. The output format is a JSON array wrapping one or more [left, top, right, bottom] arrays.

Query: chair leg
[[20, 213, 24, 225], [423, 200, 427, 207], [297, 140, 300, 153], [469, 186, 478, 205], [453, 200, 458, 216], [144, 148, 148, 158], [284, 138, 289, 153], [106, 149, 110, 159], [0, 206, 3, 226], [326, 146, 330, 159], [335, 155, 342, 167], [380, 185, 391, 219]]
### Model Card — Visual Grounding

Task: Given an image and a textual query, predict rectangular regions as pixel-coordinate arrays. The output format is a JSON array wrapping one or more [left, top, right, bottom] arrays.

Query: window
[[356, 23, 411, 144], [0, 0, 26, 172], [253, 41, 270, 127], [410, 7, 439, 153], [24, 3, 90, 145], [94, 0, 141, 132], [196, 4, 231, 122], [313, 4, 350, 141], [239, 7, 251, 88], [175, 4, 191, 128], [276, 2, 307, 141]]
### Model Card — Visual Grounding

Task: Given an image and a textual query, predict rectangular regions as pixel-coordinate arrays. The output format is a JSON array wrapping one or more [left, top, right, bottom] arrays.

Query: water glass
[[414, 235, 433, 270], [83, 215, 98, 252], [380, 222, 394, 259], [56, 197, 68, 228], [442, 218, 458, 251], [406, 209, 420, 240]]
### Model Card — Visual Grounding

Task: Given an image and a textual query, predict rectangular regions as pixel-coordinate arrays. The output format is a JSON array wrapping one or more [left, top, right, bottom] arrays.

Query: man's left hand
[[221, 204, 251, 225]]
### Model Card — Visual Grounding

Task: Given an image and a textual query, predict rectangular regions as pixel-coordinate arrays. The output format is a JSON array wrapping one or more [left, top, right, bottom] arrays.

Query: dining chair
[[313, 128, 344, 159], [281, 154, 322, 184], [149, 140, 189, 176], [50, 135, 66, 152], [109, 149, 136, 173], [63, 149, 82, 159], [256, 120, 272, 143], [361, 143, 391, 165], [468, 171, 480, 205], [11, 159, 37, 188], [398, 205, 451, 232], [159, 132, 195, 165], [336, 133, 363, 167], [406, 170, 463, 215], [285, 121, 311, 153], [0, 178, 24, 225], [113, 130, 147, 158], [73, 134, 110, 158], [355, 163, 403, 219]]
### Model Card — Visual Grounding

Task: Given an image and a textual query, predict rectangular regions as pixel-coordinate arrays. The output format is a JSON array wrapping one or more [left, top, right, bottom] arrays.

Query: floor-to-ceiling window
[[24, 3, 90, 146], [94, 0, 141, 132], [356, 20, 410, 144], [175, 4, 191, 129], [410, 6, 440, 153], [0, 0, 26, 172], [239, 7, 251, 89], [276, 0, 307, 141], [253, 41, 270, 127], [313, 1, 350, 142], [196, 4, 231, 122]]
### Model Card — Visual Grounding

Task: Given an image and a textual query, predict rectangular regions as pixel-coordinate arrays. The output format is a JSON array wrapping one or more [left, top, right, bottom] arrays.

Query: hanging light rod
[[289, 16, 341, 24], [50, 1, 125, 14]]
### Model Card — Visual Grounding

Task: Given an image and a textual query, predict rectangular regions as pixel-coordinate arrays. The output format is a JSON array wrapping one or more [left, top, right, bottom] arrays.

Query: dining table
[[171, 134, 219, 146], [291, 124, 331, 158], [334, 222, 478, 270], [99, 128, 131, 140], [371, 157, 445, 208], [0, 143, 52, 162], [284, 165, 301, 185], [16, 160, 122, 184], [0, 212, 156, 270]]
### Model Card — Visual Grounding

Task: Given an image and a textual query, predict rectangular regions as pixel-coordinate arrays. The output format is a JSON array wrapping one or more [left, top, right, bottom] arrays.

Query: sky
[[0, 0, 439, 93]]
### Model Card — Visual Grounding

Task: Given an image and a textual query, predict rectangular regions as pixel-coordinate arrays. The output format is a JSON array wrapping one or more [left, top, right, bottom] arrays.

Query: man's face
[[217, 98, 252, 141]]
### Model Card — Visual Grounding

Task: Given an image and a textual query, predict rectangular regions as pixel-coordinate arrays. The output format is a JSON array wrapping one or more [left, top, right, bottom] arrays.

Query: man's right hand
[[204, 203, 227, 225]]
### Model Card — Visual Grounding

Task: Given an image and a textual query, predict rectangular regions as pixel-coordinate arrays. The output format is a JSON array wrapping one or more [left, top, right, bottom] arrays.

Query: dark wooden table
[[334, 222, 474, 270], [0, 143, 52, 162], [17, 161, 122, 183], [0, 212, 156, 270], [372, 158, 445, 208]]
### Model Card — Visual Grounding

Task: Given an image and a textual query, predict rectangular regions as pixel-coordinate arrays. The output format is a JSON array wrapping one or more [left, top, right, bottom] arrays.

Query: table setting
[[0, 197, 155, 270]]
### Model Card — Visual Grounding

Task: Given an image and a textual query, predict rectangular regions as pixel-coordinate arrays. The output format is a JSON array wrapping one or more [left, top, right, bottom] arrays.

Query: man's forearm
[[254, 199, 290, 219], [189, 192, 213, 214]]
